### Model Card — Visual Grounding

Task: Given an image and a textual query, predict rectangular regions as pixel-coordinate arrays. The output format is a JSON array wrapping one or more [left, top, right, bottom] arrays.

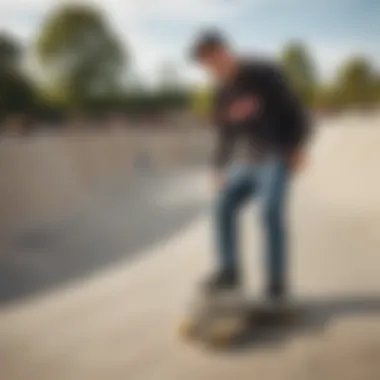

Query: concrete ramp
[[0, 130, 213, 303], [0, 118, 380, 379], [0, 137, 88, 233], [0, 129, 212, 236]]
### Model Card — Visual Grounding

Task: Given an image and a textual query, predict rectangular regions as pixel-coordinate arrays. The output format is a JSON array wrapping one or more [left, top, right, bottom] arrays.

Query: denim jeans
[[214, 156, 290, 287]]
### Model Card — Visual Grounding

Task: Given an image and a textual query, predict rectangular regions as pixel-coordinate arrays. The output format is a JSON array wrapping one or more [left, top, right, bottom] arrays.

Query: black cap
[[189, 29, 228, 61]]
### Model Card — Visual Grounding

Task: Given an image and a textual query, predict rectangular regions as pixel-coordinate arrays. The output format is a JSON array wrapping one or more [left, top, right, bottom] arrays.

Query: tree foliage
[[0, 33, 36, 125], [190, 86, 212, 120], [281, 42, 317, 106], [334, 57, 378, 107], [0, 32, 22, 70], [35, 4, 126, 109]]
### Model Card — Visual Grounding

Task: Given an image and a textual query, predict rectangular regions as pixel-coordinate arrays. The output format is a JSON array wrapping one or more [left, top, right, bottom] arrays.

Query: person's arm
[[212, 91, 234, 188], [213, 124, 233, 170], [258, 63, 312, 155]]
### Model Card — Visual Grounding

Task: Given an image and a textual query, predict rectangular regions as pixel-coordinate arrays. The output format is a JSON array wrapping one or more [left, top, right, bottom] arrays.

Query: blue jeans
[[214, 156, 290, 286]]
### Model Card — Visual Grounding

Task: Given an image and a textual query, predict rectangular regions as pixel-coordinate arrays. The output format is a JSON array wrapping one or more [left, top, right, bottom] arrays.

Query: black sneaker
[[202, 269, 240, 294]]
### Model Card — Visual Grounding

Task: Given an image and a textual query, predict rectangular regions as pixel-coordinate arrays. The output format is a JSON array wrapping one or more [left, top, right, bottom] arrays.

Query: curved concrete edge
[[0, 214, 211, 321]]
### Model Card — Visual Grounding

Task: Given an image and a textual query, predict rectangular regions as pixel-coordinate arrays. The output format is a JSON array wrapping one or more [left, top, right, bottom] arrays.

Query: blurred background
[[0, 0, 379, 133], [0, 1, 379, 380]]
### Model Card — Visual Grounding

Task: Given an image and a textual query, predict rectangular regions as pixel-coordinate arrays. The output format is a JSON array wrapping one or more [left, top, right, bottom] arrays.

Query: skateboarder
[[189, 30, 311, 302]]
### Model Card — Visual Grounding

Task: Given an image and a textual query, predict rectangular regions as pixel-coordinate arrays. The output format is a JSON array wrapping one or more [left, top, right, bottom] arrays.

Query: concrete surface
[[0, 129, 212, 235], [0, 116, 380, 380], [0, 170, 210, 304], [0, 128, 212, 303]]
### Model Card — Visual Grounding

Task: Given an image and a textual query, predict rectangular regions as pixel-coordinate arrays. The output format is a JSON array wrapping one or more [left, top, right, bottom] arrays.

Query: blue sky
[[0, 0, 379, 86]]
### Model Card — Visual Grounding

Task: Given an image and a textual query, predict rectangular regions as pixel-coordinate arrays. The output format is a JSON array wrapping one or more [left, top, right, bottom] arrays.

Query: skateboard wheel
[[209, 330, 234, 346], [207, 322, 243, 347], [178, 318, 199, 340]]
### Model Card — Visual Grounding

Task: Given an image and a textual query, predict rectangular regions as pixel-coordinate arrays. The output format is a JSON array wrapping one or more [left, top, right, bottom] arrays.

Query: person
[[189, 30, 311, 302]]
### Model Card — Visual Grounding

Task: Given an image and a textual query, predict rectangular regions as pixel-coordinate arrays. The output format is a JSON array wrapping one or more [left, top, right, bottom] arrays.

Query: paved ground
[[0, 170, 210, 304], [0, 118, 379, 380]]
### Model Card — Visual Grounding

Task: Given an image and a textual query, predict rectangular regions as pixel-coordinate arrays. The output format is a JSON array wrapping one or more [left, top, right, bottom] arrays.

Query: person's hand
[[227, 97, 261, 123]]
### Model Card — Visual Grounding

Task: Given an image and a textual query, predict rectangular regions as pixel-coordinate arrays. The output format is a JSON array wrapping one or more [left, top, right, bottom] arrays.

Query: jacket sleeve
[[258, 63, 312, 153], [212, 91, 234, 170], [213, 125, 234, 170]]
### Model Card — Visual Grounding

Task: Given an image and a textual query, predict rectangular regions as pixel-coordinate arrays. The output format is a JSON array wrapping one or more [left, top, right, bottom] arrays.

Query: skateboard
[[178, 290, 299, 347]]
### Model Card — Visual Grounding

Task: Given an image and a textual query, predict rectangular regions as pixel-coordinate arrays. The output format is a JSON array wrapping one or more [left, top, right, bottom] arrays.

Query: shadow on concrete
[[206, 296, 380, 352]]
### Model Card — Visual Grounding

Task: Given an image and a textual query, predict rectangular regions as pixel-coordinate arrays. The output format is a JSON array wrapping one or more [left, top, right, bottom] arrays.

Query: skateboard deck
[[178, 291, 299, 347]]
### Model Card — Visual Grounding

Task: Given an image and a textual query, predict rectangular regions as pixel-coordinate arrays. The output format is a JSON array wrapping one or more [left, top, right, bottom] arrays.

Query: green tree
[[375, 74, 380, 105], [281, 41, 317, 106], [313, 84, 346, 111], [0, 32, 22, 70], [0, 33, 36, 127], [35, 4, 126, 110], [334, 57, 377, 108], [190, 86, 212, 122]]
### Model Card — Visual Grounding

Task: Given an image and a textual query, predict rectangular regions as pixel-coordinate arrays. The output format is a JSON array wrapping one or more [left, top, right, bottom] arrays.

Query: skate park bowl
[[0, 128, 213, 303], [0, 114, 380, 380]]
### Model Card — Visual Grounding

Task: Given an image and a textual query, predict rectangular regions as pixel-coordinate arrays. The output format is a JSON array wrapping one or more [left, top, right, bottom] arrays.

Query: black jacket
[[213, 59, 311, 169]]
